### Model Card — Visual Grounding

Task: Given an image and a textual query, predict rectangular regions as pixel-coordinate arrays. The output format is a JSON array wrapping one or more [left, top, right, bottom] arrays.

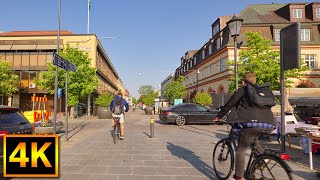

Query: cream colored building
[[175, 3, 320, 109], [0, 30, 126, 113]]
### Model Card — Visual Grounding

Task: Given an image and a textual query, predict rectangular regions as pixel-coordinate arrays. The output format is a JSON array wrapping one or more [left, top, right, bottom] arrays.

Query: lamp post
[[227, 15, 243, 90], [196, 69, 200, 92]]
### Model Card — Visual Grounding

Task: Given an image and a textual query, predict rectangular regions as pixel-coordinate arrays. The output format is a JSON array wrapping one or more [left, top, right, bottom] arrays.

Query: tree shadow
[[59, 121, 90, 140], [166, 142, 217, 180]]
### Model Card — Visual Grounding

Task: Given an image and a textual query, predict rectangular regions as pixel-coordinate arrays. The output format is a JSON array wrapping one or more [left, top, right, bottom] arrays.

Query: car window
[[195, 105, 209, 112], [0, 111, 29, 125], [175, 105, 188, 111]]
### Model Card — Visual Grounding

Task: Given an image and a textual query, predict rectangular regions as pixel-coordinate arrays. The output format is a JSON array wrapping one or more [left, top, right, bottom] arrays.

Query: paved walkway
[[9, 109, 320, 180]]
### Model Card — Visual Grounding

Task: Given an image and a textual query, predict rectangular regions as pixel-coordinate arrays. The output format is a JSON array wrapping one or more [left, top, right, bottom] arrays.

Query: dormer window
[[316, 8, 320, 18], [293, 9, 302, 18], [202, 50, 205, 59], [274, 29, 280, 41]]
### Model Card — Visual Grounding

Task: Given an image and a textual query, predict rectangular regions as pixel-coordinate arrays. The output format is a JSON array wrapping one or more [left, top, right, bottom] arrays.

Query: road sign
[[53, 53, 77, 72]]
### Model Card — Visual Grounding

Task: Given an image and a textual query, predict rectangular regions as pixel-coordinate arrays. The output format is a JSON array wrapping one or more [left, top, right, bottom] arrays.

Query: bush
[[95, 92, 114, 107], [194, 92, 212, 106]]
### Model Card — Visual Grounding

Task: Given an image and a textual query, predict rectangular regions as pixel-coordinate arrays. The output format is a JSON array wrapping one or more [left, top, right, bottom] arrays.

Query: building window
[[220, 59, 225, 72], [301, 29, 310, 41], [213, 24, 220, 35], [304, 55, 316, 69], [202, 50, 205, 59], [316, 8, 320, 18], [209, 44, 212, 55], [274, 29, 280, 41], [194, 57, 197, 66], [216, 37, 221, 49], [293, 9, 302, 18]]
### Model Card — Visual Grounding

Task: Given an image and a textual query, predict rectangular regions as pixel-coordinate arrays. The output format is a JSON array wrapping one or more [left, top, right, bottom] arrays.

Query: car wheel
[[175, 116, 186, 126]]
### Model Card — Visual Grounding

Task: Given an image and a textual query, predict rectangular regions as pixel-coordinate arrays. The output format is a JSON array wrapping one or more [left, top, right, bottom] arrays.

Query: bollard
[[150, 117, 154, 138]]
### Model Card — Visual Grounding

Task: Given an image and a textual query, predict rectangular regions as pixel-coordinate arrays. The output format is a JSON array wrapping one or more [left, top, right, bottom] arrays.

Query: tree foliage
[[0, 60, 19, 96], [37, 44, 98, 106], [194, 92, 212, 106], [138, 85, 154, 96], [131, 97, 137, 104], [164, 76, 188, 102], [228, 32, 307, 92], [142, 92, 158, 106], [95, 91, 113, 107]]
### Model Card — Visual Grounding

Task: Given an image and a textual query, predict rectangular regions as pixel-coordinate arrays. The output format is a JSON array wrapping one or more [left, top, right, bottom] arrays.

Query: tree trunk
[[70, 106, 75, 119]]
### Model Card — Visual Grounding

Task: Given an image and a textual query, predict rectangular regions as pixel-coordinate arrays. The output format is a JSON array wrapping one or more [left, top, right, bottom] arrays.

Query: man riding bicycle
[[110, 92, 129, 140], [214, 73, 276, 180]]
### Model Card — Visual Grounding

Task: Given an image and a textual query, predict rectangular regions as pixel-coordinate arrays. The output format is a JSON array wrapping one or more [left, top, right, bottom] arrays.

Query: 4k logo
[[3, 135, 59, 177]]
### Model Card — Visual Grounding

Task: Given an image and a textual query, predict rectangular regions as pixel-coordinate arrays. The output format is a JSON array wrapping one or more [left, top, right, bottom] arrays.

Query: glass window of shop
[[21, 71, 29, 88]]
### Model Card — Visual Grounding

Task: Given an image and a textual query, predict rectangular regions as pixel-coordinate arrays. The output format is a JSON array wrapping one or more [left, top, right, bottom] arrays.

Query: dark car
[[0, 106, 33, 174], [159, 103, 218, 126]]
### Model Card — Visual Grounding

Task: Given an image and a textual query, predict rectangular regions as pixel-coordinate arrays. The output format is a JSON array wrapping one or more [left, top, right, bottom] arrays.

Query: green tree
[[228, 32, 307, 92], [0, 60, 19, 96], [164, 76, 188, 102], [132, 97, 137, 104], [194, 92, 212, 106], [138, 85, 154, 96], [95, 91, 113, 107], [142, 92, 158, 106], [37, 44, 98, 116]]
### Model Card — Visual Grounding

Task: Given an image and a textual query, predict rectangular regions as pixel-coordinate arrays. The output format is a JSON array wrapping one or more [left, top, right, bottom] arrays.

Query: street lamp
[[196, 69, 200, 92], [227, 15, 243, 90]]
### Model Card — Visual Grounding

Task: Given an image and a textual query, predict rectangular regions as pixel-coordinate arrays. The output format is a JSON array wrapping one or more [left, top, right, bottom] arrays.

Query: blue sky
[[0, 0, 315, 98]]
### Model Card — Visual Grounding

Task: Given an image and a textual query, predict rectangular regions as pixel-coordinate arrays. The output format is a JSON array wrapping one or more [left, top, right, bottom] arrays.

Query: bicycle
[[212, 122, 293, 180], [113, 117, 121, 144]]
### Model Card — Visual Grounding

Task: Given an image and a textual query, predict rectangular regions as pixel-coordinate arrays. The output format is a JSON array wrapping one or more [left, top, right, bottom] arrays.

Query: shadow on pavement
[[166, 142, 217, 180], [59, 121, 90, 140], [178, 126, 217, 138]]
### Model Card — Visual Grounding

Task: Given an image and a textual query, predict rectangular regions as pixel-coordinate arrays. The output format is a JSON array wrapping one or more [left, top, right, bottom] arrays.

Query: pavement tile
[[114, 154, 133, 160], [73, 153, 94, 160], [145, 176, 175, 180], [121, 160, 144, 166], [117, 175, 146, 180], [67, 159, 101, 166], [164, 160, 192, 167], [80, 166, 108, 174], [143, 160, 166, 167], [156, 167, 186, 176], [133, 154, 154, 160], [132, 167, 158, 175], [62, 174, 92, 180], [89, 175, 118, 180], [106, 167, 133, 175], [63, 166, 86, 173], [174, 176, 211, 180], [92, 154, 114, 160], [99, 159, 122, 166]]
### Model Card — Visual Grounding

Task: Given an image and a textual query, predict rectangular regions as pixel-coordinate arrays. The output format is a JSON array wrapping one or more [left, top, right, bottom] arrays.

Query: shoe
[[112, 125, 115, 128], [229, 175, 242, 180], [120, 136, 124, 140]]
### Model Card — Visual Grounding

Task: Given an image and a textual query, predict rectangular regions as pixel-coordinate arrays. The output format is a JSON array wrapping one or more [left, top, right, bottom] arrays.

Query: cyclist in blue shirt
[[110, 92, 129, 140], [214, 73, 276, 180]]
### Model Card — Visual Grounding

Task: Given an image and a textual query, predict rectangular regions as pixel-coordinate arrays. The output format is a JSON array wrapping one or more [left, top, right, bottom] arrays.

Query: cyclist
[[214, 72, 276, 180], [110, 92, 129, 140]]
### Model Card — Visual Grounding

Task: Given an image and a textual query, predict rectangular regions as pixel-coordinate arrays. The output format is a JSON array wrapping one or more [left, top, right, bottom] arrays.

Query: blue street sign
[[53, 53, 77, 72], [58, 88, 62, 98]]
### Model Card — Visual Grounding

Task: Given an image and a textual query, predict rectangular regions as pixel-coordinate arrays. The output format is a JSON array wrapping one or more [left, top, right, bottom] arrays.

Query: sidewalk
[[9, 109, 320, 180]]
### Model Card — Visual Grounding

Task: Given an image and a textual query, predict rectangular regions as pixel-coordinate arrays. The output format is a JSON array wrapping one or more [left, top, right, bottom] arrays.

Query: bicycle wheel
[[113, 125, 118, 144], [213, 139, 234, 180], [249, 154, 293, 180]]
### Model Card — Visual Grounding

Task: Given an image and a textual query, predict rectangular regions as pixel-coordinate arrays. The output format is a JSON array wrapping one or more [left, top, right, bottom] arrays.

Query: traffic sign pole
[[65, 69, 68, 142]]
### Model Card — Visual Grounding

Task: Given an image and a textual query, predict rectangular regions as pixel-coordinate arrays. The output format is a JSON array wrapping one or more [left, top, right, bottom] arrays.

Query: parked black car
[[0, 106, 33, 174], [159, 103, 218, 126]]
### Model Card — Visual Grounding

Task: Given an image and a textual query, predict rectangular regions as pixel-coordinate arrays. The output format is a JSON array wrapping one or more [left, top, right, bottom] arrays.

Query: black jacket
[[217, 87, 276, 124]]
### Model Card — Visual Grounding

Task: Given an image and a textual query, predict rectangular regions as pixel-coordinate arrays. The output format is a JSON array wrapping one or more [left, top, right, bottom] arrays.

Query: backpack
[[245, 81, 276, 109], [112, 98, 123, 115]]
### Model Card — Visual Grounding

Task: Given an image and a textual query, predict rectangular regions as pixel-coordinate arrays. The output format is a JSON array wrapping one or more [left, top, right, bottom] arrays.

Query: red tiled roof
[[0, 30, 73, 36]]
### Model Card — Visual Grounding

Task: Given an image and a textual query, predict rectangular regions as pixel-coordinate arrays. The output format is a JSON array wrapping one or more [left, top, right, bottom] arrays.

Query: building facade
[[0, 30, 125, 113], [175, 2, 320, 108]]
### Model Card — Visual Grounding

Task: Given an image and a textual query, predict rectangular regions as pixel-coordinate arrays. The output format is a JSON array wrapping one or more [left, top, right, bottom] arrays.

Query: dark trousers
[[235, 128, 272, 178]]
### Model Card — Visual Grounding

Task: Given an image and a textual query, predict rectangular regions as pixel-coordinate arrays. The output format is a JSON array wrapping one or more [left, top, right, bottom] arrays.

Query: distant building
[[175, 2, 320, 108], [0, 30, 126, 114], [160, 74, 175, 99]]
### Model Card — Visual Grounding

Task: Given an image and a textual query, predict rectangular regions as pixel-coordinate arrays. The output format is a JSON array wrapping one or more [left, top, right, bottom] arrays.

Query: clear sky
[[0, 0, 315, 98]]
